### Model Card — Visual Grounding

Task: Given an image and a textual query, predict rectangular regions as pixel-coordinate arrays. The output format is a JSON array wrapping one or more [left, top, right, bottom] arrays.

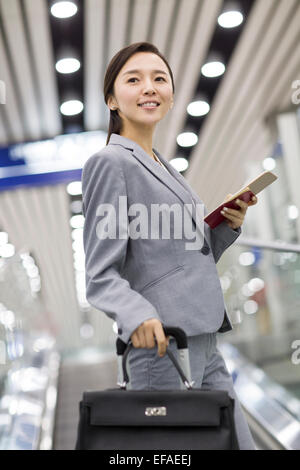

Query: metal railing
[[235, 236, 300, 253]]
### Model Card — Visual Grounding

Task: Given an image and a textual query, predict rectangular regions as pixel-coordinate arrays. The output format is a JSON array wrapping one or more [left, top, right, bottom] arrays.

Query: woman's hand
[[131, 318, 170, 357], [221, 193, 258, 230]]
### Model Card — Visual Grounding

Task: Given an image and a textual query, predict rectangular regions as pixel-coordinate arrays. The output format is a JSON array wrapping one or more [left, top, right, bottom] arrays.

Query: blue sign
[[0, 130, 107, 191]]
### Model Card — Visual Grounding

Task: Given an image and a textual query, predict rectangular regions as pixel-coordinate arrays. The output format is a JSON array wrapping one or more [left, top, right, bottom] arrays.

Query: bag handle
[[116, 325, 194, 390]]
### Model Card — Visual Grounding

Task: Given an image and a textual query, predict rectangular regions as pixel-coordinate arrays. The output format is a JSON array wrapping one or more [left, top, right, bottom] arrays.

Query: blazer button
[[118, 328, 123, 334], [201, 245, 210, 255]]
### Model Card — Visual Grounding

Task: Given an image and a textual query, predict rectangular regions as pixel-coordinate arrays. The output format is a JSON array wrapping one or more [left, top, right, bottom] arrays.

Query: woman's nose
[[142, 79, 156, 93]]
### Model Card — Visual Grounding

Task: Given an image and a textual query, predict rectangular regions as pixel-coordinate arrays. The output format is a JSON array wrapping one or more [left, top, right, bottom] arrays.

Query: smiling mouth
[[138, 103, 160, 109]]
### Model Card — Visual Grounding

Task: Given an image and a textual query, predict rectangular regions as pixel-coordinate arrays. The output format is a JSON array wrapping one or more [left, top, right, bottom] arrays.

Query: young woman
[[82, 42, 257, 450]]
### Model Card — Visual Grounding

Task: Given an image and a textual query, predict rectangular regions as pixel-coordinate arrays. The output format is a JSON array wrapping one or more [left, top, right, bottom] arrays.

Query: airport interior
[[0, 0, 300, 451]]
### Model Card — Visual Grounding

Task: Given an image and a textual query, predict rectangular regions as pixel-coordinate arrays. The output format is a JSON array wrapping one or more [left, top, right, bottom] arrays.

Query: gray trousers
[[128, 332, 256, 450]]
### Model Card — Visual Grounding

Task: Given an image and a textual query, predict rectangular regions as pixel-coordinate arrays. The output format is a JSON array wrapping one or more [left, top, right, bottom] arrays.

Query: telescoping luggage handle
[[116, 325, 195, 391]]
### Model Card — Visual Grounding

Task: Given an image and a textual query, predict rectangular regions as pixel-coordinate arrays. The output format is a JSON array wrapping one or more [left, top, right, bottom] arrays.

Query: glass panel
[[217, 242, 300, 406]]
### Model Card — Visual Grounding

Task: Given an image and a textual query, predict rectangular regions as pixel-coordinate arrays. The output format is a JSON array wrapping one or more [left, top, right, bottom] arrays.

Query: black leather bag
[[75, 326, 239, 450]]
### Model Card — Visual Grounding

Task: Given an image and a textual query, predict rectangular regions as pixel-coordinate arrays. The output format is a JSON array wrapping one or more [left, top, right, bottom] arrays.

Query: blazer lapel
[[155, 149, 211, 245], [108, 133, 205, 236], [153, 148, 203, 205]]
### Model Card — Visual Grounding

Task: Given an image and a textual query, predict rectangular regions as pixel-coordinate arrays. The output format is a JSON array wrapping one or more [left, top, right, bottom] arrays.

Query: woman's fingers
[[234, 199, 247, 213], [131, 325, 147, 348], [144, 324, 156, 349], [130, 319, 169, 356], [221, 199, 245, 229], [222, 207, 244, 220], [221, 195, 258, 229], [154, 322, 168, 357], [248, 195, 258, 206], [221, 209, 244, 230], [130, 331, 140, 347]]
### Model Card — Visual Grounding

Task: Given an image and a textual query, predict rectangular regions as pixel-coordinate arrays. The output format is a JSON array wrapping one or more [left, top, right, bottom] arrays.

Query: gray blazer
[[82, 133, 241, 344]]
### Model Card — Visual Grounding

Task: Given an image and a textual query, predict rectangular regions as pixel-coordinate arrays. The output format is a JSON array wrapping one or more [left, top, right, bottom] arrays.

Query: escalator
[[1, 236, 300, 450]]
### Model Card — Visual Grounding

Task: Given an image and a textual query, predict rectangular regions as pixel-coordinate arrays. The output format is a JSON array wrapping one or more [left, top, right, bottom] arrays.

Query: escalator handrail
[[235, 236, 300, 253]]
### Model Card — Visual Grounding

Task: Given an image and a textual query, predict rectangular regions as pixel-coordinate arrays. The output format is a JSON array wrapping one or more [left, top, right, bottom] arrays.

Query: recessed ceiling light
[[177, 132, 198, 148], [56, 58, 81, 74], [218, 10, 243, 28], [263, 157, 276, 171], [72, 228, 83, 241], [239, 252, 255, 266], [70, 214, 84, 229], [241, 283, 252, 297], [0, 243, 15, 258], [67, 181, 82, 195], [60, 100, 83, 116], [51, 1, 78, 19], [72, 238, 84, 253], [187, 100, 210, 117], [70, 200, 83, 214], [248, 277, 265, 293], [244, 300, 258, 315], [169, 157, 189, 172], [218, 2, 244, 28], [0, 310, 15, 327], [201, 61, 225, 78], [288, 205, 299, 220]]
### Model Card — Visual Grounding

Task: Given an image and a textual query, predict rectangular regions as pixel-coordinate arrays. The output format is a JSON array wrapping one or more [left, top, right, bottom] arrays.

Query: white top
[[152, 151, 169, 173]]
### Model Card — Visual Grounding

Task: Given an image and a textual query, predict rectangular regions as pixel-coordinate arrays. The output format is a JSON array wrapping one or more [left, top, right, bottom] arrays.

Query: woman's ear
[[108, 95, 117, 111]]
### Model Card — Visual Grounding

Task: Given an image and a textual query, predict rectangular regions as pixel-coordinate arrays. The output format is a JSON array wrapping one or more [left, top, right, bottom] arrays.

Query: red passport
[[204, 171, 278, 229]]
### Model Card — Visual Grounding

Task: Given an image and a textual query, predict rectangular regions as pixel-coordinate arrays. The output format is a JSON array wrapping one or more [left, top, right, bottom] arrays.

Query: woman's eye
[[127, 77, 165, 83]]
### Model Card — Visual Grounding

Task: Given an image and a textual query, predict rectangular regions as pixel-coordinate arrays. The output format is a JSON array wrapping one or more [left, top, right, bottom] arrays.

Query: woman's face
[[109, 52, 174, 129]]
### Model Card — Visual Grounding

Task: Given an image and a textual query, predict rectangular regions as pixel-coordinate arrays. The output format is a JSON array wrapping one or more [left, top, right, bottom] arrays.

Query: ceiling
[[0, 0, 299, 350]]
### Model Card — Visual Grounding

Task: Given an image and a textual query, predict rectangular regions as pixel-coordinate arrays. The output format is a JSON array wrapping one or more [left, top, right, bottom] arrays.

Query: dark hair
[[103, 42, 175, 145]]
